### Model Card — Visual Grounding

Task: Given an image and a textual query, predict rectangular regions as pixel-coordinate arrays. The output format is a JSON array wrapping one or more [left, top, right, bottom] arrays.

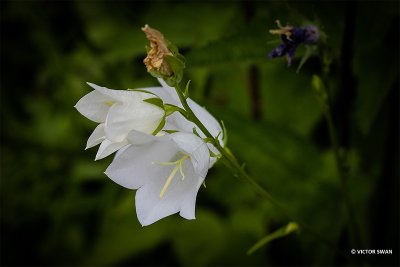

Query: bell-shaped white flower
[[147, 79, 224, 165], [105, 130, 210, 226], [75, 83, 166, 160]]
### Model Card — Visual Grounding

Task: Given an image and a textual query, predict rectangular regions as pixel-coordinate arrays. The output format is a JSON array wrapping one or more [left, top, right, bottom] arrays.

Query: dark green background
[[1, 1, 398, 266]]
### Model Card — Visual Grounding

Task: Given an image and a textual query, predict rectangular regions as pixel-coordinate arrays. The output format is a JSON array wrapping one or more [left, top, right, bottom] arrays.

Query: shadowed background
[[1, 1, 398, 266]]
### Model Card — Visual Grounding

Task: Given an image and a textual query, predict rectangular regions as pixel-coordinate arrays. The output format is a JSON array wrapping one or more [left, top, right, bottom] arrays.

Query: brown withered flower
[[142, 24, 173, 77]]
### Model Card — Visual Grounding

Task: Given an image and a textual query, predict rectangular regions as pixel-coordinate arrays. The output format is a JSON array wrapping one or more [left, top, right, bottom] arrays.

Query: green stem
[[173, 83, 348, 258], [323, 101, 361, 250], [218, 143, 347, 258], [175, 84, 215, 139], [319, 66, 361, 250]]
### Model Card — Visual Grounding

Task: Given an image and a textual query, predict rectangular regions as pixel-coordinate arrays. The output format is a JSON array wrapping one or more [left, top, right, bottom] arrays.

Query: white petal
[[166, 112, 194, 132], [155, 79, 223, 145], [95, 139, 128, 160], [114, 144, 132, 159], [86, 82, 155, 103], [170, 132, 210, 178], [157, 78, 181, 103], [105, 131, 208, 226], [74, 90, 112, 123], [164, 97, 223, 166], [104, 101, 164, 142], [157, 78, 171, 91], [188, 98, 223, 145], [126, 130, 159, 145], [143, 86, 178, 105], [86, 123, 106, 149], [207, 143, 221, 167], [105, 140, 177, 189], [179, 173, 204, 219], [135, 160, 203, 226]]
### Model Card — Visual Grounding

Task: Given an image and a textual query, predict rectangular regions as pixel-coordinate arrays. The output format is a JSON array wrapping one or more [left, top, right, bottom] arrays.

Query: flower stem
[[173, 83, 348, 258], [216, 143, 347, 258], [321, 88, 362, 251], [174, 84, 215, 139]]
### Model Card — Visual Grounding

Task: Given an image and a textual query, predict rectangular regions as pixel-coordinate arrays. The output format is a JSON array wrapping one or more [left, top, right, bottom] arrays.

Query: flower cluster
[[268, 20, 319, 66], [75, 79, 223, 226]]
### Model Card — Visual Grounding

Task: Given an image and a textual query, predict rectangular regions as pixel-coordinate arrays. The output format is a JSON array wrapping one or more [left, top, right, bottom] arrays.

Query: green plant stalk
[[318, 64, 362, 250], [247, 222, 299, 255], [173, 83, 348, 258], [322, 103, 361, 250]]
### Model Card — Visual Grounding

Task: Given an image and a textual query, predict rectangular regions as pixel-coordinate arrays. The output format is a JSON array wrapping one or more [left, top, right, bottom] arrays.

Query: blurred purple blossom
[[268, 20, 319, 66]]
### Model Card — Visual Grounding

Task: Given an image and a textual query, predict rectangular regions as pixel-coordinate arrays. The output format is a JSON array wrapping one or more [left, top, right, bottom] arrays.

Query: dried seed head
[[142, 24, 173, 76]]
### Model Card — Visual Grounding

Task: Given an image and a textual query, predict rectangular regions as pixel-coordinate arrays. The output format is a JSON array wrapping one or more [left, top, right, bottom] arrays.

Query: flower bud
[[142, 25, 173, 76], [142, 25, 185, 86]]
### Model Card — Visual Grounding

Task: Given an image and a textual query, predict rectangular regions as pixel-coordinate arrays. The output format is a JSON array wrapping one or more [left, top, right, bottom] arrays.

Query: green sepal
[[151, 115, 166, 136], [166, 41, 186, 65], [164, 104, 187, 117], [203, 137, 215, 143], [166, 41, 180, 56], [183, 80, 191, 98], [215, 131, 222, 142], [209, 149, 222, 159], [142, 96, 167, 136], [164, 55, 185, 87], [127, 88, 157, 95], [164, 129, 179, 134], [192, 127, 201, 138], [143, 97, 164, 110], [147, 69, 165, 80]]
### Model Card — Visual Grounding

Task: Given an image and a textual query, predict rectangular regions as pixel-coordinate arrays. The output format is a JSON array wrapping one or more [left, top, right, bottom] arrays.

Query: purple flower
[[268, 20, 319, 66]]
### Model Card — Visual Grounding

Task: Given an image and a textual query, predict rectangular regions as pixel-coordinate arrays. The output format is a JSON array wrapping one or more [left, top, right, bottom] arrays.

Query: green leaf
[[247, 222, 299, 255]]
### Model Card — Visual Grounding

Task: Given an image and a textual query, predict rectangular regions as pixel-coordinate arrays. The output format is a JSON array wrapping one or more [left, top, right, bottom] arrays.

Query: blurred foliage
[[1, 1, 398, 266]]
